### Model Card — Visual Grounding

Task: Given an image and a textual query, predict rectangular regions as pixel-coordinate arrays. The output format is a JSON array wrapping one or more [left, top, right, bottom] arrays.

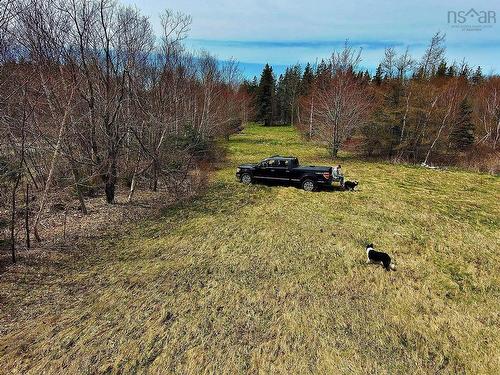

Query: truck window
[[268, 159, 280, 167], [277, 159, 288, 168]]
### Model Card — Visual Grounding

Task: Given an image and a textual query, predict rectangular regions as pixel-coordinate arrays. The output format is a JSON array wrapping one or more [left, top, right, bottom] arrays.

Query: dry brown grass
[[1, 124, 499, 374]]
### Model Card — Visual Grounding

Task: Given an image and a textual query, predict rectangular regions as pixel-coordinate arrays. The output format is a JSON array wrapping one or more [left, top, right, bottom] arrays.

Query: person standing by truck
[[332, 165, 344, 187]]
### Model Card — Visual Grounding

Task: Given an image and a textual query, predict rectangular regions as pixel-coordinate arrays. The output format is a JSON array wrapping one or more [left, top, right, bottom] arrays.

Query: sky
[[122, 0, 499, 78]]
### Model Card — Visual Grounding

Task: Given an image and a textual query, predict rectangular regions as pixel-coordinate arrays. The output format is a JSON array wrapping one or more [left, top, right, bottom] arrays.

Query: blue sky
[[122, 0, 499, 78]]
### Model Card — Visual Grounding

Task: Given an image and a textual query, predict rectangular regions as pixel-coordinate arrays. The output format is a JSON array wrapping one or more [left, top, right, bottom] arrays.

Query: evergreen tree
[[459, 63, 470, 79], [251, 76, 258, 88], [361, 109, 400, 157], [450, 98, 475, 150], [301, 62, 314, 96], [315, 59, 331, 90], [275, 65, 302, 124], [256, 64, 275, 126], [241, 77, 258, 96], [373, 64, 383, 85], [276, 73, 285, 124], [446, 65, 456, 77], [472, 66, 483, 85], [288, 64, 302, 124], [436, 60, 447, 77]]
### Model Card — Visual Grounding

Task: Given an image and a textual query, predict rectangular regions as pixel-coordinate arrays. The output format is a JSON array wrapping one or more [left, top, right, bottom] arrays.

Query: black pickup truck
[[236, 155, 334, 191]]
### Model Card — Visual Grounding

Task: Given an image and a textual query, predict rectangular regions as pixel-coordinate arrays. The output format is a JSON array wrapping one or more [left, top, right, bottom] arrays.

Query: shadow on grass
[[150, 179, 349, 237], [242, 180, 346, 192], [157, 181, 265, 223]]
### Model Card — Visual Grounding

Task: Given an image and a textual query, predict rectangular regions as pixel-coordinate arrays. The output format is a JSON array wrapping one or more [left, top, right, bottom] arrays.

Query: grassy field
[[1, 123, 499, 374]]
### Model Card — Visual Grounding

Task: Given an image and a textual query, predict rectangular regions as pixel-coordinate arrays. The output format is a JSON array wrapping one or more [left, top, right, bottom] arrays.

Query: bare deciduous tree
[[396, 47, 414, 81], [423, 81, 463, 164], [313, 44, 371, 156], [419, 32, 446, 78], [381, 47, 397, 79], [1, 0, 249, 256], [476, 79, 500, 149]]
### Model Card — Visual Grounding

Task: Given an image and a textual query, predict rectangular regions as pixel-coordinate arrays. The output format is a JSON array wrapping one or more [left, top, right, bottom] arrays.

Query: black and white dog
[[344, 180, 358, 191], [366, 243, 396, 271]]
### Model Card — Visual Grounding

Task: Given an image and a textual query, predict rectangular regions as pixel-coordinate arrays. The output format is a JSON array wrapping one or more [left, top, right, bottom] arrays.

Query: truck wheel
[[241, 173, 252, 184], [302, 179, 316, 192]]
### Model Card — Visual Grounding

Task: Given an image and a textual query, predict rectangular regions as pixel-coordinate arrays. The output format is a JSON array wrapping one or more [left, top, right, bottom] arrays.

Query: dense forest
[[244, 34, 499, 171]]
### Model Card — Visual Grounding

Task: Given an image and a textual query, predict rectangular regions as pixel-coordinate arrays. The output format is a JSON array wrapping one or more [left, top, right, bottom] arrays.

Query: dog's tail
[[389, 263, 396, 271]]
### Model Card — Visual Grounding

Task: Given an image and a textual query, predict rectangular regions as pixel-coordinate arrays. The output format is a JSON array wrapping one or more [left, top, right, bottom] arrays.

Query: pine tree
[[301, 63, 314, 96], [373, 64, 383, 85], [446, 65, 456, 77], [436, 60, 447, 77], [276, 73, 285, 124], [450, 98, 475, 150], [315, 59, 331, 90], [472, 66, 483, 85], [275, 65, 302, 124], [251, 76, 258, 88], [459, 63, 470, 79], [241, 77, 258, 96], [256, 64, 275, 126]]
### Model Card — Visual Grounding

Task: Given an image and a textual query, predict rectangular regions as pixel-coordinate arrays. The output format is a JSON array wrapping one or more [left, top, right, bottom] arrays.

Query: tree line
[[245, 33, 499, 168], [0, 0, 251, 262]]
